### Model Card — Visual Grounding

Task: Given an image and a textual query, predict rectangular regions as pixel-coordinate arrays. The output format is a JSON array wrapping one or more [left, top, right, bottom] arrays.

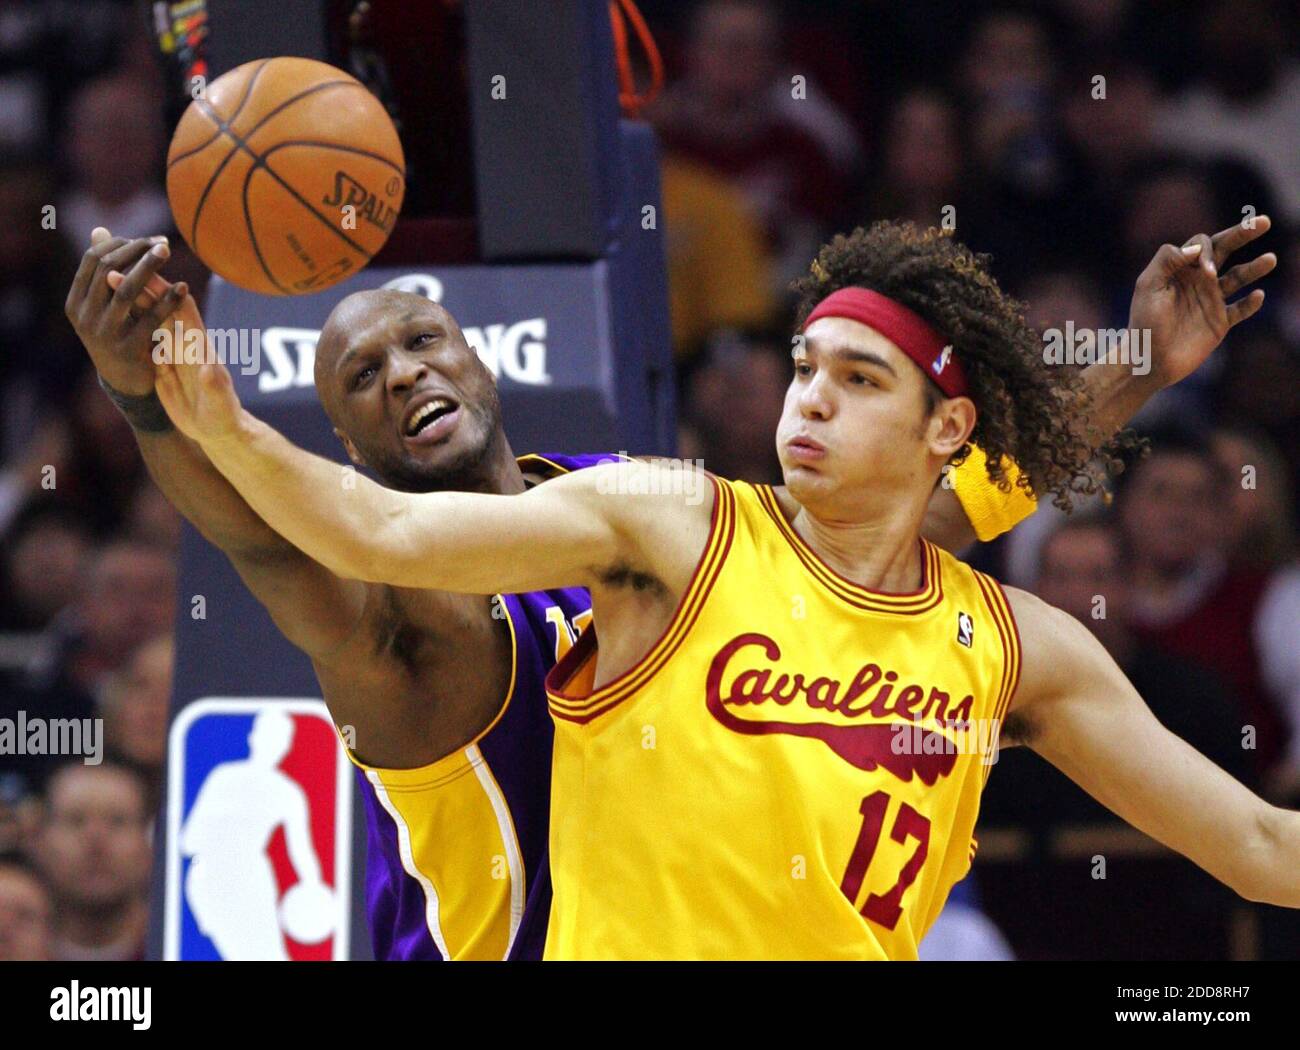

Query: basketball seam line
[[187, 80, 370, 260], [166, 58, 272, 170], [240, 161, 290, 295]]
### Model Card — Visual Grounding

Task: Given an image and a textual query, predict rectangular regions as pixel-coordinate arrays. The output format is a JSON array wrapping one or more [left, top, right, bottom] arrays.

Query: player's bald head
[[317, 289, 453, 371], [314, 289, 459, 417]]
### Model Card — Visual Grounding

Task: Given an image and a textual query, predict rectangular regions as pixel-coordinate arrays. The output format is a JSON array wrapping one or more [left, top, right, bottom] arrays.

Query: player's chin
[[780, 459, 832, 498]]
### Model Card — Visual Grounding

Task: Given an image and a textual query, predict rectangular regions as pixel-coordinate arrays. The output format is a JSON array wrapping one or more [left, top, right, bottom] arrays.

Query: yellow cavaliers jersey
[[544, 476, 1021, 960]]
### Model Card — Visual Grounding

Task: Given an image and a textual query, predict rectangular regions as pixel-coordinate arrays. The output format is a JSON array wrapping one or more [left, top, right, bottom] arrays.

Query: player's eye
[[794, 361, 812, 377], [411, 332, 438, 349], [849, 373, 876, 387], [353, 364, 378, 389]]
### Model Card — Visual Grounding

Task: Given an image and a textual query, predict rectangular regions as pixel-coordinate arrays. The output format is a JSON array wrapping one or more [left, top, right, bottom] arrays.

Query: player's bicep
[[1008, 589, 1270, 897]]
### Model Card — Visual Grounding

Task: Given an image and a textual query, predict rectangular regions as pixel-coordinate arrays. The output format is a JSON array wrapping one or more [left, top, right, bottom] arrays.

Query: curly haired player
[[153, 218, 1295, 959]]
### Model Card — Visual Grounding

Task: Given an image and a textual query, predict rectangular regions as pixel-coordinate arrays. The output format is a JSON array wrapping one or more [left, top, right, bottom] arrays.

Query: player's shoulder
[[1000, 585, 1113, 713], [1000, 585, 1078, 633]]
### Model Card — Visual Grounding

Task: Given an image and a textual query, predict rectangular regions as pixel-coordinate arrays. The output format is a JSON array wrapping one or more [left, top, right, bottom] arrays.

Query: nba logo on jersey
[[164, 698, 352, 960], [956, 611, 974, 648]]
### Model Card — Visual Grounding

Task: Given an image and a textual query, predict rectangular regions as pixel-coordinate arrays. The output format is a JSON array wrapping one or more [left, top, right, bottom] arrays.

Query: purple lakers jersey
[[349, 453, 614, 960]]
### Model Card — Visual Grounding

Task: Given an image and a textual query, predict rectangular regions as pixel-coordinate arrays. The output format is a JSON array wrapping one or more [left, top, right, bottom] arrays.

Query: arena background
[[0, 0, 1297, 961]]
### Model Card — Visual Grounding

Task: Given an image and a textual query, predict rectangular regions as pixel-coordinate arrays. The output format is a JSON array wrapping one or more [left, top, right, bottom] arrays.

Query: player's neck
[[788, 500, 928, 594], [478, 434, 527, 496]]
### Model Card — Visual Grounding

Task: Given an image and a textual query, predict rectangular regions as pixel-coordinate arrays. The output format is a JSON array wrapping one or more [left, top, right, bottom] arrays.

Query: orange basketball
[[166, 57, 405, 297]]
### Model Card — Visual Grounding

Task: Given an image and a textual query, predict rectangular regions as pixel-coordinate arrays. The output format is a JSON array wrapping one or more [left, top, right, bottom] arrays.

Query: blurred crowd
[[0, 0, 1297, 961]]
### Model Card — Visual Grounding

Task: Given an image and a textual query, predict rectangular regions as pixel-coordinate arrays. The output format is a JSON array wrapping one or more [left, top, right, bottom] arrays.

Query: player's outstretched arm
[[925, 217, 1276, 551], [66, 230, 366, 658], [1003, 587, 1300, 907], [156, 348, 640, 593]]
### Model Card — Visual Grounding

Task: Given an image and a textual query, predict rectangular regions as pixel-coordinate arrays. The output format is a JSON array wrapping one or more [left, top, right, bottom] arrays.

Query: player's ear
[[928, 397, 976, 459], [334, 428, 366, 467]]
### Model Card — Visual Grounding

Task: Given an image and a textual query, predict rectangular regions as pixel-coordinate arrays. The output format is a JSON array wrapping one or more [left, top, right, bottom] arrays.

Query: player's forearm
[[1246, 805, 1300, 907], [195, 409, 411, 583], [1076, 332, 1161, 443], [136, 428, 298, 562]]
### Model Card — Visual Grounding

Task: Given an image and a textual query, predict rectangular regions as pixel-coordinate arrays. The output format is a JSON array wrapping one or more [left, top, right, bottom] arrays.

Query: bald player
[[152, 217, 1298, 958]]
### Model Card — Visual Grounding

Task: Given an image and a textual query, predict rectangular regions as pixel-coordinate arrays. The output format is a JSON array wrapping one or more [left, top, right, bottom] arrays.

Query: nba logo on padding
[[164, 698, 351, 960]]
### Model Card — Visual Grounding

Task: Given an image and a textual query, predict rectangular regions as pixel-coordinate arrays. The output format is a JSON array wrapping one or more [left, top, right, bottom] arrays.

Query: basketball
[[165, 57, 405, 296]]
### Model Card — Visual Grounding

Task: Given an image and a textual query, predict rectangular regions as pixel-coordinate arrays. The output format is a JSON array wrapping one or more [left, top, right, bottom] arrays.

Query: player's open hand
[[1128, 215, 1276, 388]]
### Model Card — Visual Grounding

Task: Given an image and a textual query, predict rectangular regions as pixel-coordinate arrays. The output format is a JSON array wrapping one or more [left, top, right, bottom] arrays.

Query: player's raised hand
[[65, 227, 190, 396], [1128, 215, 1276, 388]]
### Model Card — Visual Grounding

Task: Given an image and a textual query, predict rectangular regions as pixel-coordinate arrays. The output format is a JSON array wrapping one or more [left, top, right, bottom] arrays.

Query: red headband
[[802, 287, 968, 398]]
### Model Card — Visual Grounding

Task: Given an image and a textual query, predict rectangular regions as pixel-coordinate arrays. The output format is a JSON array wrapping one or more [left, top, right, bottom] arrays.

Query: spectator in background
[[951, 6, 1101, 286], [101, 634, 173, 808], [35, 763, 151, 961], [1061, 64, 1160, 191], [680, 328, 788, 484], [24, 539, 175, 712], [1110, 158, 1224, 424], [1115, 430, 1293, 777], [0, 774, 42, 859], [1155, 0, 1300, 223], [650, 0, 850, 293], [59, 75, 171, 251], [1208, 427, 1300, 802], [866, 89, 967, 230], [660, 156, 775, 356], [0, 505, 91, 633], [0, 159, 84, 450], [982, 514, 1250, 833], [1036, 516, 1250, 788], [1215, 325, 1300, 501], [1210, 427, 1296, 571], [0, 861, 52, 961], [1058, 62, 1162, 274], [55, 368, 148, 538], [978, 269, 1110, 588], [1277, 233, 1300, 349]]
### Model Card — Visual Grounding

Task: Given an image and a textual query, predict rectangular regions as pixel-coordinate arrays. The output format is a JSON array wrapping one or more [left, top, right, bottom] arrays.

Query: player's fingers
[[67, 234, 128, 315], [1218, 253, 1277, 298], [1226, 289, 1265, 329], [106, 271, 156, 320], [110, 243, 172, 322], [1147, 241, 1204, 280], [95, 239, 160, 307], [1181, 232, 1216, 278], [137, 280, 190, 335], [1210, 214, 1271, 264], [108, 269, 174, 306]]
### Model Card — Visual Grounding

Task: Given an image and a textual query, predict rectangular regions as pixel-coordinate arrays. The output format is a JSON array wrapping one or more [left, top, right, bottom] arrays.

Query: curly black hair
[[791, 220, 1141, 510]]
